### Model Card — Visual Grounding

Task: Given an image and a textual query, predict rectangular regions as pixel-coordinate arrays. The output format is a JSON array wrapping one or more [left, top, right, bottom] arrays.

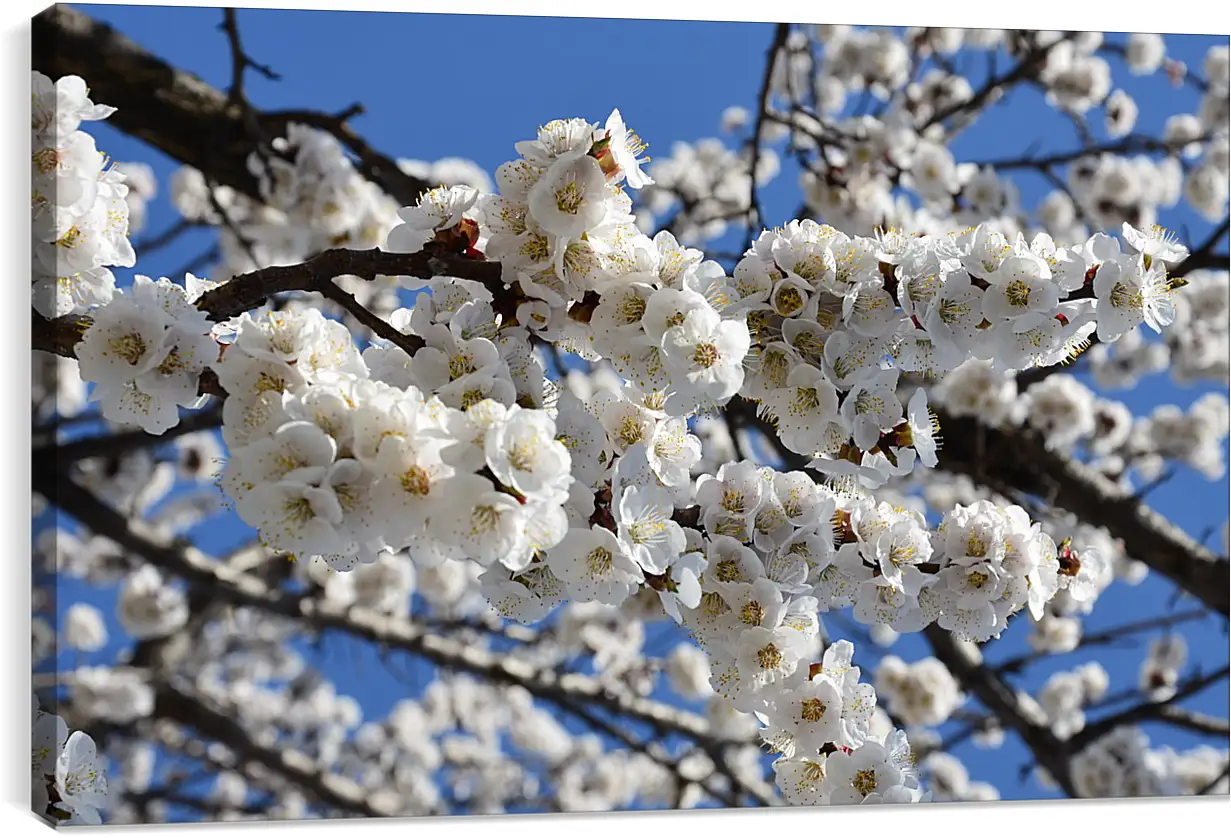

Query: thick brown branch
[[32, 247, 504, 369], [32, 309, 91, 358], [194, 247, 502, 321], [33, 4, 429, 207]]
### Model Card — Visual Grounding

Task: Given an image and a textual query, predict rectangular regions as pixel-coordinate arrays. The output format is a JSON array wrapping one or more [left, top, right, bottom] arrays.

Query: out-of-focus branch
[[1177, 215, 1230, 277], [924, 625, 1078, 797], [32, 403, 224, 467], [152, 684, 398, 818], [1067, 664, 1231, 750], [1153, 705, 1231, 738], [924, 33, 1069, 133], [971, 133, 1203, 171], [993, 608, 1213, 675], [131, 219, 206, 256], [1198, 763, 1231, 794]]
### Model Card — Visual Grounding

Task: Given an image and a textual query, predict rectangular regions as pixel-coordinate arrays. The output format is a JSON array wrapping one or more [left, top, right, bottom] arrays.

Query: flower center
[[108, 333, 148, 366], [399, 465, 432, 496], [720, 487, 745, 513], [459, 389, 486, 410], [617, 415, 645, 447], [618, 295, 647, 323], [1109, 281, 1143, 310], [755, 643, 783, 670], [155, 348, 186, 376], [507, 441, 538, 472], [448, 353, 477, 381], [33, 148, 60, 174], [586, 546, 614, 576], [776, 286, 805, 314], [57, 226, 83, 249], [1005, 279, 1032, 308], [283, 497, 315, 525], [554, 180, 585, 215], [740, 601, 765, 625], [693, 342, 720, 368], [940, 298, 969, 323], [800, 698, 827, 723], [793, 387, 821, 413], [256, 372, 288, 393], [470, 504, 502, 535], [966, 533, 989, 558]]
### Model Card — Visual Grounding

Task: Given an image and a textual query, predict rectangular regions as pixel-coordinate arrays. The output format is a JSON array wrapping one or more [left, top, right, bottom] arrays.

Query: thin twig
[[317, 279, 425, 355], [745, 23, 791, 251]]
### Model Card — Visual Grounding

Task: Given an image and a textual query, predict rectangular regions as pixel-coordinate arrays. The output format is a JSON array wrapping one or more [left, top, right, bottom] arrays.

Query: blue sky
[[46, 4, 1229, 810]]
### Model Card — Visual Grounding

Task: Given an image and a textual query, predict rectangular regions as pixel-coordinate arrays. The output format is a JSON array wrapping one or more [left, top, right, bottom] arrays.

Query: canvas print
[[29, 1, 1230, 825]]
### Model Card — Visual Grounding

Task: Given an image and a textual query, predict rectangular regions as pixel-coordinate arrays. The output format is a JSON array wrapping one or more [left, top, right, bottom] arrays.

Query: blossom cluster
[[762, 642, 927, 805], [731, 220, 1190, 476], [874, 655, 964, 727], [31, 72, 133, 318], [32, 694, 108, 825], [1034, 662, 1110, 740], [1010, 371, 1229, 485], [74, 274, 219, 433], [920, 752, 1000, 802], [45, 72, 1219, 812], [1065, 726, 1229, 798], [213, 304, 579, 579]]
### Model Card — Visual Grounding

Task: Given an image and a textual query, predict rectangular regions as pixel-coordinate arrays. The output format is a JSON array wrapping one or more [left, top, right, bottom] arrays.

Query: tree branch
[[32, 404, 224, 468], [994, 607, 1213, 675], [923, 33, 1068, 133], [32, 246, 506, 367], [924, 625, 1079, 796], [33, 4, 429, 207], [152, 683, 398, 818], [1067, 665, 1231, 750], [745, 22, 791, 250]]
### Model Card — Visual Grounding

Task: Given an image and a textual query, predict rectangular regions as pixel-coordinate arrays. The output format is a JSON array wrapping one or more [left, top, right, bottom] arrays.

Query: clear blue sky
[[48, 4, 1229, 809]]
